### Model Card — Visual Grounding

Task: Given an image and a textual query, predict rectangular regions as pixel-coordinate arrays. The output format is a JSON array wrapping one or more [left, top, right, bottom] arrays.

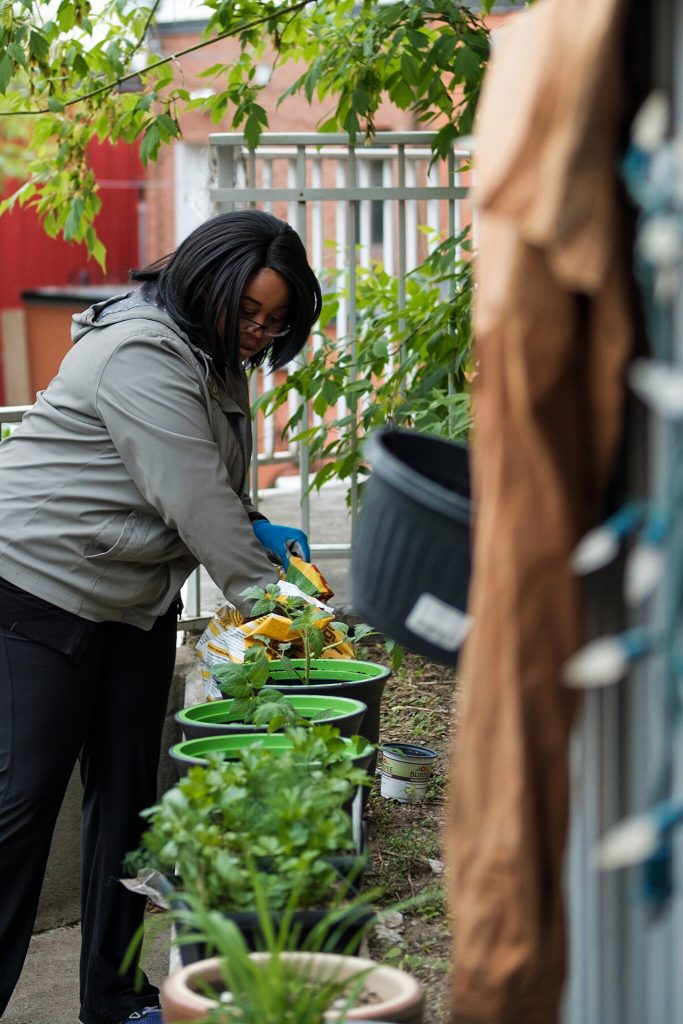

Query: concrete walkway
[[3, 482, 353, 1024], [5, 921, 174, 1024]]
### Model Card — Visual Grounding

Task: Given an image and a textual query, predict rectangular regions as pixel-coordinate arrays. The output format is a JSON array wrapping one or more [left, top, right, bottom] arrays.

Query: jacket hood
[[70, 282, 219, 380], [71, 282, 183, 341]]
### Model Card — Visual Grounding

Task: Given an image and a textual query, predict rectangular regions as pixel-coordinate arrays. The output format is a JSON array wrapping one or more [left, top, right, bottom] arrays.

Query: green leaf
[[63, 196, 85, 241], [7, 43, 27, 68], [28, 29, 50, 61], [454, 43, 483, 82], [243, 103, 267, 149], [155, 113, 180, 138], [250, 597, 278, 617], [139, 123, 160, 165], [57, 2, 76, 32], [0, 54, 12, 93], [72, 52, 89, 77], [85, 227, 107, 271]]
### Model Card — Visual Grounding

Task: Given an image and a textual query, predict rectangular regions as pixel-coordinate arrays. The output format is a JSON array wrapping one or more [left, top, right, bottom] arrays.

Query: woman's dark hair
[[130, 209, 322, 374]]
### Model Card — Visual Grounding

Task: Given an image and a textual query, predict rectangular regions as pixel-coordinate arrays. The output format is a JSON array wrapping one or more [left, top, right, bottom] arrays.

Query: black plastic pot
[[177, 901, 375, 966], [264, 659, 390, 779], [351, 427, 472, 667]]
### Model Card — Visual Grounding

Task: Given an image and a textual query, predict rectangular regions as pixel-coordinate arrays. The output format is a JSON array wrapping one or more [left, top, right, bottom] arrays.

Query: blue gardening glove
[[252, 519, 310, 567]]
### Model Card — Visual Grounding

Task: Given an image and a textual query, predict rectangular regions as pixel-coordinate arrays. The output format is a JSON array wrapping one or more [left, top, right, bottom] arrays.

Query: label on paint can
[[380, 742, 438, 803]]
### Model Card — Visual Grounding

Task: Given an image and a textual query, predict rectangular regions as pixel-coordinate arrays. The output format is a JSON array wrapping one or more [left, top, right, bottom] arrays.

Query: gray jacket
[[0, 286, 278, 628]]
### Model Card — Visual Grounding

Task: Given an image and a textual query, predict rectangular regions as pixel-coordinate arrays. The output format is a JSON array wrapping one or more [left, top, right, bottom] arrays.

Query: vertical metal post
[[216, 144, 235, 209], [382, 158, 394, 275], [335, 158, 349, 429], [397, 144, 407, 346], [262, 155, 273, 213], [347, 142, 359, 534], [426, 158, 440, 252], [295, 144, 311, 541], [247, 148, 257, 208], [405, 154, 418, 270], [359, 156, 372, 268]]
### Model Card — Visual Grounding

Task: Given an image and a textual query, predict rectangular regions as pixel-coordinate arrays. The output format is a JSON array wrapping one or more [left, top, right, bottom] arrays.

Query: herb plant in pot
[[179, 647, 368, 740], [169, 724, 375, 778], [124, 733, 373, 963], [234, 587, 392, 777]]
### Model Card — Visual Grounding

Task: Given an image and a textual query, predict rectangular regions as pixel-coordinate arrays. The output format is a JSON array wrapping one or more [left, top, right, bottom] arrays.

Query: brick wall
[[144, 24, 417, 261]]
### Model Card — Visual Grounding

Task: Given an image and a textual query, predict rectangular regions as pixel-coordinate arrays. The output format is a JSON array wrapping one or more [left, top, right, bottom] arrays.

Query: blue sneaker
[[120, 1008, 163, 1024]]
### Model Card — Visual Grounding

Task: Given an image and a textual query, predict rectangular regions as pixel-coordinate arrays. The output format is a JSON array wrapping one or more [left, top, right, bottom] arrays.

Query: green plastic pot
[[169, 732, 374, 776], [176, 694, 367, 741]]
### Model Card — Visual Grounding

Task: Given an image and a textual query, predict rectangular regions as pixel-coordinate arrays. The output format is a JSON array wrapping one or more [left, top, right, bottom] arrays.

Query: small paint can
[[380, 742, 438, 803]]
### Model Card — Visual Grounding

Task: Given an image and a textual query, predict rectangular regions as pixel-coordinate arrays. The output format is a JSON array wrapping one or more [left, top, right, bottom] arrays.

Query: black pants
[[0, 608, 177, 1024]]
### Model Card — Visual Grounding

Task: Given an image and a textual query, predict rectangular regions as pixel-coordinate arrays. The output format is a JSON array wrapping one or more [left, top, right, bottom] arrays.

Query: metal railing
[[208, 130, 470, 537]]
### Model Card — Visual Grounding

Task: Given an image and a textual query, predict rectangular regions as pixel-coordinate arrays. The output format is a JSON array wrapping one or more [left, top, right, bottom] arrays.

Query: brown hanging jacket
[[446, 1, 635, 1020]]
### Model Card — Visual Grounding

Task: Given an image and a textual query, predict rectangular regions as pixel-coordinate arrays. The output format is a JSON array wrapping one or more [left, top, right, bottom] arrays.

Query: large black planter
[[351, 427, 472, 667]]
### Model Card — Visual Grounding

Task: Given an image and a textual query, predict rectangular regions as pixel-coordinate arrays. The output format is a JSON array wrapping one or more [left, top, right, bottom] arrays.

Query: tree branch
[[0, 0, 316, 117]]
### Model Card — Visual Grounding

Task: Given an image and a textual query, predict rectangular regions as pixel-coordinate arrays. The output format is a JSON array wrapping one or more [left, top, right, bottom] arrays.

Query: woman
[[0, 210, 321, 1024]]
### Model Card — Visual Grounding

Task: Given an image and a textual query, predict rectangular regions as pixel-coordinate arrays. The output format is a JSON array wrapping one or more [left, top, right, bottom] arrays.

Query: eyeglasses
[[238, 315, 291, 339]]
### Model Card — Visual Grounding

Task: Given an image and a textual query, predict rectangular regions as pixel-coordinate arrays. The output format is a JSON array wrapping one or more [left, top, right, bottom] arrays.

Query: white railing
[[208, 131, 470, 538]]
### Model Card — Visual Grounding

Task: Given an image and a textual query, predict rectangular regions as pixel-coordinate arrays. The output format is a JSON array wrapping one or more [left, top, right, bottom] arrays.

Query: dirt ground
[[359, 641, 461, 1024]]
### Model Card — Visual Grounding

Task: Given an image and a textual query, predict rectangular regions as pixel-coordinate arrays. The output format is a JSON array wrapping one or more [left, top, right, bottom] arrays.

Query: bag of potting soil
[[283, 555, 334, 601], [194, 563, 352, 700]]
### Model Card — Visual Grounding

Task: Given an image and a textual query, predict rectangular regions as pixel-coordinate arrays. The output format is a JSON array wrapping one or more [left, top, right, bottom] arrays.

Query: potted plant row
[[200, 578, 397, 780], [124, 719, 423, 1023], [129, 568, 425, 1022]]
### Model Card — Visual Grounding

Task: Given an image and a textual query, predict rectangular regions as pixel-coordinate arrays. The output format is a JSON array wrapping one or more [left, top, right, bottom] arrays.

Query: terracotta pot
[[160, 951, 424, 1024]]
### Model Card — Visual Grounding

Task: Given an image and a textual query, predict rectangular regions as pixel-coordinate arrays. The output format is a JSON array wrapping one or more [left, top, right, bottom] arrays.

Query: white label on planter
[[405, 594, 472, 651]]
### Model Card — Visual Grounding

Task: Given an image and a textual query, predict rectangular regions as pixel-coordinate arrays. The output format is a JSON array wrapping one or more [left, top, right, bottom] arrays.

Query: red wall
[[0, 140, 142, 401]]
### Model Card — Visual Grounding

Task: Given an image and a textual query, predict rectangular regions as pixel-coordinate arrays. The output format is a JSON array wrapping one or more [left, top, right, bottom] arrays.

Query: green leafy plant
[[285, 603, 329, 684], [125, 728, 372, 914], [211, 647, 301, 731], [241, 583, 287, 618], [254, 231, 473, 501], [238, 583, 395, 681]]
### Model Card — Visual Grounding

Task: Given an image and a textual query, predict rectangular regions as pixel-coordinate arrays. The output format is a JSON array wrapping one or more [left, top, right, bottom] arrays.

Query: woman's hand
[[252, 520, 310, 567]]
